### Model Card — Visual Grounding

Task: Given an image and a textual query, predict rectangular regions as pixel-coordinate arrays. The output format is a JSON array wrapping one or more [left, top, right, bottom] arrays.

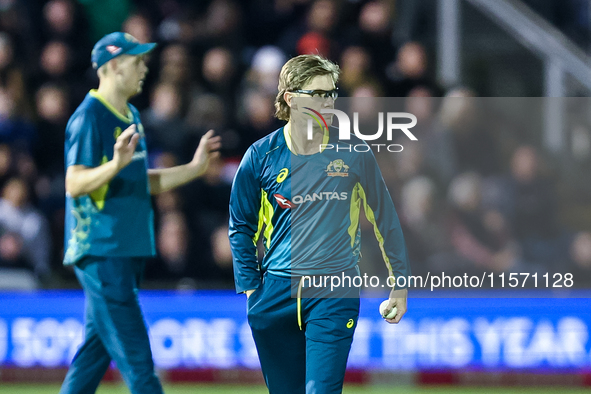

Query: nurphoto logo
[[304, 108, 418, 153]]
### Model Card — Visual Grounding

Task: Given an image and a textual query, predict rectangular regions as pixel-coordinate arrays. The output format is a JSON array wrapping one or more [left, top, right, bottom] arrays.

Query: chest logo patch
[[273, 194, 295, 209], [277, 168, 289, 183], [114, 127, 122, 139], [326, 159, 349, 177]]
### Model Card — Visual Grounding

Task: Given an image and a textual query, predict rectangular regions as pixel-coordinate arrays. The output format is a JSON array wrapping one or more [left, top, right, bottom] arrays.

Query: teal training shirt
[[229, 126, 410, 293], [63, 90, 156, 265]]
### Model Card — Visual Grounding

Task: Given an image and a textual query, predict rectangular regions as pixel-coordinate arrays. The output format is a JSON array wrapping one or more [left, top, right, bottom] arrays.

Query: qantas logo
[[106, 45, 122, 55], [273, 192, 348, 209], [273, 194, 295, 209], [293, 192, 348, 204]]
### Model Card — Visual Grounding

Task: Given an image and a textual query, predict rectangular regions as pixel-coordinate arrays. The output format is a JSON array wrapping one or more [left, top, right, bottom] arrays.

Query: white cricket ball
[[379, 300, 397, 319]]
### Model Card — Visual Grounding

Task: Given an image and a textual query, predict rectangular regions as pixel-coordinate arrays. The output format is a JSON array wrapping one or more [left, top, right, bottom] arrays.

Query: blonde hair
[[274, 54, 340, 121]]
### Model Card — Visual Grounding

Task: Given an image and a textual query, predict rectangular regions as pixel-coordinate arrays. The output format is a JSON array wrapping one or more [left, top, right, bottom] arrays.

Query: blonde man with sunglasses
[[230, 54, 409, 393]]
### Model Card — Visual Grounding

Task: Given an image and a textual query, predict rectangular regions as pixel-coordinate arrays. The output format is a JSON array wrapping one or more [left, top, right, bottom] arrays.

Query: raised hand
[[190, 130, 222, 176], [113, 124, 140, 170]]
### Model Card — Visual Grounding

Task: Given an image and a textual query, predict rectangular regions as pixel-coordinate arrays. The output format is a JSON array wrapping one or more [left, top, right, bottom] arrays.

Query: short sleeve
[[65, 111, 100, 168]]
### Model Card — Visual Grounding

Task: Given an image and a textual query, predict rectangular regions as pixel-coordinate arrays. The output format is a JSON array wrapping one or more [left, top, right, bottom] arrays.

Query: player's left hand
[[385, 288, 407, 324], [190, 130, 222, 176]]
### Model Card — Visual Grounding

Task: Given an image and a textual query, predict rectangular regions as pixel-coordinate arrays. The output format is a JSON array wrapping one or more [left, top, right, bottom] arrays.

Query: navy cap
[[91, 32, 156, 69]]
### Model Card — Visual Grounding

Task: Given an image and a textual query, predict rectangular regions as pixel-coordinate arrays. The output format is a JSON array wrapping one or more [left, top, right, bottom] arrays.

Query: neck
[[285, 121, 326, 155], [97, 81, 129, 116]]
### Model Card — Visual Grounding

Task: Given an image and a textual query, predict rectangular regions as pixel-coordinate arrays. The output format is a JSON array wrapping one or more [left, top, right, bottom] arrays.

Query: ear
[[284, 91, 297, 110], [108, 58, 121, 75]]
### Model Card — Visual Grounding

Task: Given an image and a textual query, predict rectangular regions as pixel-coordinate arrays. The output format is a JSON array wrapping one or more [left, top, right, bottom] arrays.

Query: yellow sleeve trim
[[348, 183, 361, 248], [253, 189, 275, 249], [352, 182, 394, 278], [89, 155, 109, 210]]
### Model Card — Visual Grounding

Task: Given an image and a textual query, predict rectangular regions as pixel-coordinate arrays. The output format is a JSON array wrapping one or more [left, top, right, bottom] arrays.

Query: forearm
[[148, 162, 203, 195], [66, 161, 120, 198], [230, 231, 261, 293], [389, 288, 408, 299]]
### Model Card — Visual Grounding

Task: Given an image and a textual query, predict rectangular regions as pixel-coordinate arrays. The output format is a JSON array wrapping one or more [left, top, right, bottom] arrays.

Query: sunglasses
[[290, 88, 339, 99]]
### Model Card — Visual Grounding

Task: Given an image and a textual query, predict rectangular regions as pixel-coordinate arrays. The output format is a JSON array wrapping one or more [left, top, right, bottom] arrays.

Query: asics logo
[[277, 168, 289, 183]]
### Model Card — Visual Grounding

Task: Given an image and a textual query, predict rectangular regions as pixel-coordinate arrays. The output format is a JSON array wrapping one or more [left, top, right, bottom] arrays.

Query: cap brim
[[126, 42, 157, 56]]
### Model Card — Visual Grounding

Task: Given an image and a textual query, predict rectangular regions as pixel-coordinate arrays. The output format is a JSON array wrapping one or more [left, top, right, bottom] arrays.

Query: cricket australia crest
[[326, 159, 349, 177]]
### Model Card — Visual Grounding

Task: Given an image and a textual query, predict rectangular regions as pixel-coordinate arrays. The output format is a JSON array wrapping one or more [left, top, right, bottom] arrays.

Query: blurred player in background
[[60, 32, 220, 394], [229, 54, 410, 394]]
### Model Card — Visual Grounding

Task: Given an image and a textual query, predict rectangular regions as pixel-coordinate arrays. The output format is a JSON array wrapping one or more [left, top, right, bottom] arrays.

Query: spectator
[[507, 145, 565, 266], [182, 156, 232, 282], [41, 0, 90, 69], [159, 43, 193, 87], [0, 1, 38, 69], [36, 40, 74, 94], [237, 90, 280, 152], [278, 0, 340, 58], [123, 13, 154, 44], [0, 88, 37, 154], [351, 83, 383, 97], [346, 0, 396, 78], [142, 82, 188, 160], [146, 211, 196, 286], [33, 83, 68, 272], [339, 46, 380, 95], [43, 0, 77, 39], [201, 46, 239, 112], [0, 230, 28, 270], [210, 224, 233, 283], [183, 0, 244, 50], [426, 88, 501, 185], [242, 46, 286, 95], [399, 176, 448, 275], [0, 144, 15, 190], [445, 172, 519, 275], [566, 231, 591, 286], [386, 41, 441, 97], [34, 83, 68, 177], [0, 33, 31, 119], [203, 0, 243, 48], [0, 177, 51, 279], [186, 93, 241, 157]]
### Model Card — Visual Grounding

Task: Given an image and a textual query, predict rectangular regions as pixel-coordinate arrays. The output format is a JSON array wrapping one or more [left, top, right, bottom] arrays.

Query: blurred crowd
[[359, 92, 591, 289], [0, 0, 589, 290]]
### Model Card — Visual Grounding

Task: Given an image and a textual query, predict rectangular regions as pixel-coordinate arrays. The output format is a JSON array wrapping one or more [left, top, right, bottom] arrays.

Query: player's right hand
[[113, 124, 140, 170], [385, 288, 407, 324]]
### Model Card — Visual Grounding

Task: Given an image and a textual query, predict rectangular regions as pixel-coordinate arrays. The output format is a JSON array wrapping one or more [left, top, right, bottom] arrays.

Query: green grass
[[2, 384, 590, 394]]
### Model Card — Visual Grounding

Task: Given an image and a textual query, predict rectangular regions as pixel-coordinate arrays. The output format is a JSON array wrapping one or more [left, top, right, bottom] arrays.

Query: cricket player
[[229, 54, 410, 393], [60, 32, 220, 394]]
